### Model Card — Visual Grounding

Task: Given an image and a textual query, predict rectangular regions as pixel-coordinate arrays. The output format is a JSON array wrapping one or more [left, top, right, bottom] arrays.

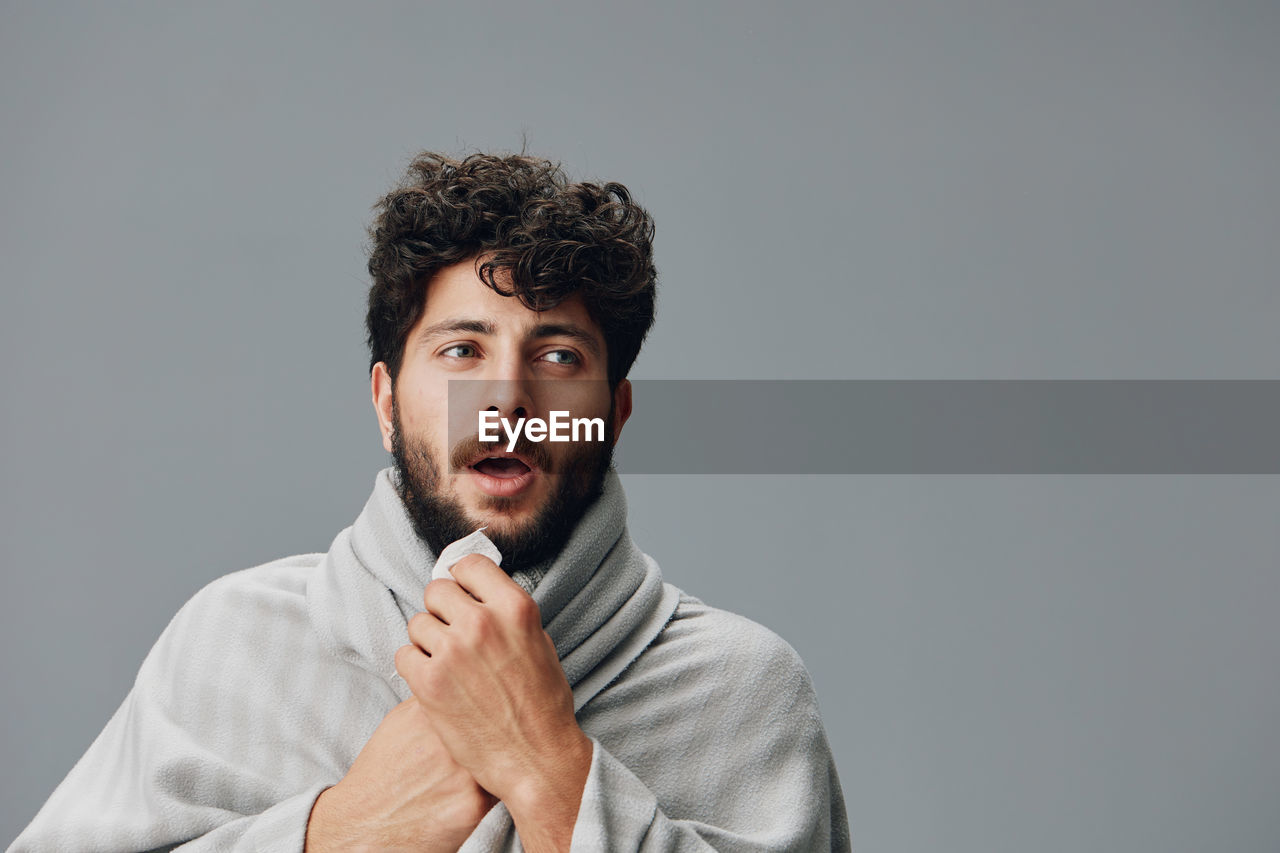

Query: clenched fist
[[395, 553, 593, 852]]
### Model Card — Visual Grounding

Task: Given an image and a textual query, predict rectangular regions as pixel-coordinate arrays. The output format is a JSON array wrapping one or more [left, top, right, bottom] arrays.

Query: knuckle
[[469, 609, 494, 640], [430, 631, 453, 658], [508, 594, 542, 628], [422, 578, 450, 607], [406, 612, 430, 641], [393, 644, 415, 676]]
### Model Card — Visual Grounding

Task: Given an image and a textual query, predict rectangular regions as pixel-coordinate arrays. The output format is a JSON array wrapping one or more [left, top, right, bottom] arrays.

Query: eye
[[540, 349, 579, 365], [441, 344, 478, 359]]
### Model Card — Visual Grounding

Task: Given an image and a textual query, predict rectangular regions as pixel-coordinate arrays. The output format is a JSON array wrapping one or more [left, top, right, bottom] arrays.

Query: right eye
[[441, 344, 478, 359]]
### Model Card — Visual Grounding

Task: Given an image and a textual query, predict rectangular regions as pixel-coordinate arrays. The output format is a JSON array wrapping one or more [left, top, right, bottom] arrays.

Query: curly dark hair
[[365, 151, 657, 389]]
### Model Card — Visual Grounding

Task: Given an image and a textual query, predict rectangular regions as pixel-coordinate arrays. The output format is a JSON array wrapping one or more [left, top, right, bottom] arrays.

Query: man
[[11, 152, 850, 851]]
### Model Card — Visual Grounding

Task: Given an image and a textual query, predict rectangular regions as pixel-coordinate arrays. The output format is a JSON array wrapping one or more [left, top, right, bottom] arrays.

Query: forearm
[[303, 785, 356, 853], [169, 784, 331, 852], [503, 731, 595, 853]]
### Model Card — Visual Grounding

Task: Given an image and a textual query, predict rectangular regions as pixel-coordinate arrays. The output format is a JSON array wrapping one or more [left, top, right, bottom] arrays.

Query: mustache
[[449, 433, 556, 473]]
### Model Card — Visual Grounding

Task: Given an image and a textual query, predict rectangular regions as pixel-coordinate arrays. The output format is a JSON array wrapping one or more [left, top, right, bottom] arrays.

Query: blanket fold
[[9, 466, 849, 852], [307, 466, 680, 709], [306, 466, 682, 846]]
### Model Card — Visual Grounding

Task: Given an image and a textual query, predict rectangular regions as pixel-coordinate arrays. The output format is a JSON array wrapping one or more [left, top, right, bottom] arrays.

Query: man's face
[[372, 257, 632, 570]]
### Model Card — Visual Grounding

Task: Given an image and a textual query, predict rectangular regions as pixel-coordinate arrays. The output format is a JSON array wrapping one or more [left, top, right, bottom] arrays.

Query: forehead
[[414, 259, 601, 338]]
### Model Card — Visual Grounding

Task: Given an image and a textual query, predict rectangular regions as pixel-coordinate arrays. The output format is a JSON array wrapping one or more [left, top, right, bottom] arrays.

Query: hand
[[304, 698, 496, 853], [395, 554, 593, 847]]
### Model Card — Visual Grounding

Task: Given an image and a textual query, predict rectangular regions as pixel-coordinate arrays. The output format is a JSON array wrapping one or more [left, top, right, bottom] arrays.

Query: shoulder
[[622, 587, 819, 712], [582, 586, 829, 768], [660, 589, 810, 673], [181, 552, 324, 613], [137, 553, 326, 678]]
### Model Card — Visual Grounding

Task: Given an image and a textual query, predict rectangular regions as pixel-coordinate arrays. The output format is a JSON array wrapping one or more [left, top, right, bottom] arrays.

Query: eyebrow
[[414, 318, 495, 348], [530, 322, 603, 359], [414, 317, 603, 358]]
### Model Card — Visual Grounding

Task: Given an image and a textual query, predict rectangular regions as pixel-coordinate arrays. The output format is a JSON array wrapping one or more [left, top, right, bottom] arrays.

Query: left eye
[[542, 350, 578, 365]]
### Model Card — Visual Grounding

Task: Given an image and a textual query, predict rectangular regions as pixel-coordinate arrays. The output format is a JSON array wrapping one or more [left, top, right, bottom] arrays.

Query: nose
[[481, 368, 536, 424]]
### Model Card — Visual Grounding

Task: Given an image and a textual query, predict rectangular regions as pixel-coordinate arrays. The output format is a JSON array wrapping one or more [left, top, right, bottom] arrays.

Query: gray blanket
[[11, 467, 851, 851]]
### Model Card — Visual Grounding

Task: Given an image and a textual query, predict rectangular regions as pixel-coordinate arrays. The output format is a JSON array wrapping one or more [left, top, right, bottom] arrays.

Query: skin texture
[[305, 700, 496, 851], [306, 257, 631, 852], [398, 555, 596, 851], [378, 257, 630, 557]]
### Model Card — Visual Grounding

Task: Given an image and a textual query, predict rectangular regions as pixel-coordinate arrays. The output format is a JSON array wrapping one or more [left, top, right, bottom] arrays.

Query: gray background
[[3, 1, 1278, 850]]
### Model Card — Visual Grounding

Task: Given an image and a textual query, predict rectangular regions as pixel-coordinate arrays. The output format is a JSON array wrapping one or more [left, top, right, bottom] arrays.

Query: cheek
[[542, 381, 612, 421], [399, 385, 451, 447], [443, 392, 480, 451]]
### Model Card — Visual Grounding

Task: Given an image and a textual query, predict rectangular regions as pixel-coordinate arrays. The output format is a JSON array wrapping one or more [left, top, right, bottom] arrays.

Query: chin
[[468, 494, 541, 527]]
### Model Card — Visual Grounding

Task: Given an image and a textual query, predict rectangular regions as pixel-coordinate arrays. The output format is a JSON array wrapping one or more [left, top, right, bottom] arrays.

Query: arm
[[9, 663, 334, 853], [9, 568, 350, 853], [396, 558, 851, 853], [301, 699, 496, 853]]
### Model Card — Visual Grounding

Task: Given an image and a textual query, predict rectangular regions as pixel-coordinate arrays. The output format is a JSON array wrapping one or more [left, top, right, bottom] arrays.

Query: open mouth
[[470, 456, 533, 479], [465, 451, 540, 498]]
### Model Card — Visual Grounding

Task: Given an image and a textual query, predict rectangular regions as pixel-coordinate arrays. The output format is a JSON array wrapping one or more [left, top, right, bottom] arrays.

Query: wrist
[[504, 730, 594, 852], [305, 783, 376, 852], [303, 785, 341, 852]]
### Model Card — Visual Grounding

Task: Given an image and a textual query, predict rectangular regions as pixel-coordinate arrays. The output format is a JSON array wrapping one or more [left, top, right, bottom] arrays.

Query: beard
[[390, 396, 616, 573]]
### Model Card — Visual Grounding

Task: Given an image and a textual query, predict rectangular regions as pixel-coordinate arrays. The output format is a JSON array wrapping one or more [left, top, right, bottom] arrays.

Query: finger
[[394, 642, 430, 693], [447, 553, 520, 604], [421, 578, 480, 625], [406, 610, 447, 656]]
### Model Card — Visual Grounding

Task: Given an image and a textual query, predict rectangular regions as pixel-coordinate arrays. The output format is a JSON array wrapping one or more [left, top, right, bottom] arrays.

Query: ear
[[372, 363, 395, 453], [610, 378, 633, 444]]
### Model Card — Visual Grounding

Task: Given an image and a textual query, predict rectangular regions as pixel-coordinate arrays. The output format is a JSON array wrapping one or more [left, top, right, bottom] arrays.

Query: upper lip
[[467, 450, 538, 471]]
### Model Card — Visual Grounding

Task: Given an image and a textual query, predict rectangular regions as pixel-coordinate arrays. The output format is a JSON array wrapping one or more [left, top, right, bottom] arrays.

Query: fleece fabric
[[11, 466, 850, 852]]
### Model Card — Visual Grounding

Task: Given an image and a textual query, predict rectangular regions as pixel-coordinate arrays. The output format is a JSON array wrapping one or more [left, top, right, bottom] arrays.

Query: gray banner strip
[[607, 380, 1280, 473]]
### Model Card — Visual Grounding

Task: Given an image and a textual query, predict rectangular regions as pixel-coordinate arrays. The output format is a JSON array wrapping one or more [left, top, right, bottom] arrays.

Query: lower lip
[[466, 465, 538, 497]]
